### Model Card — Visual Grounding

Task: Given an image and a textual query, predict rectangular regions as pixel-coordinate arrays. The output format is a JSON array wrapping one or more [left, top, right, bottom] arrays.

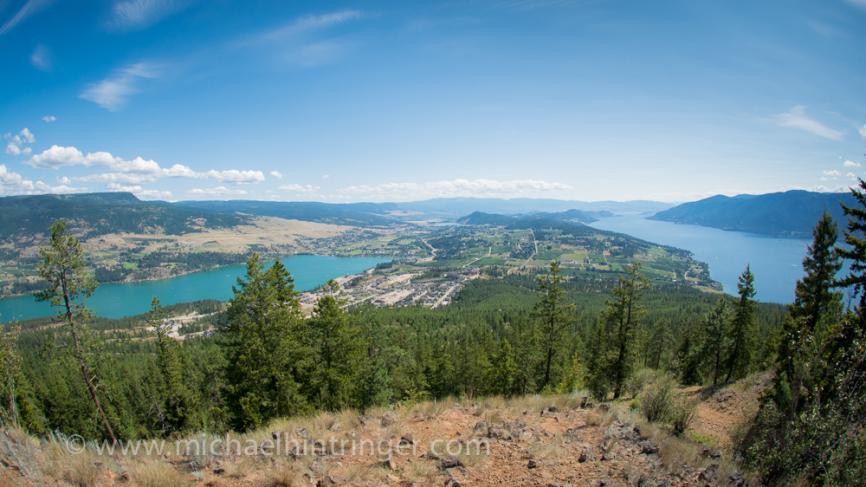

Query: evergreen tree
[[586, 322, 611, 400], [700, 298, 729, 385], [533, 261, 574, 390], [490, 339, 518, 396], [305, 281, 361, 411], [36, 220, 117, 443], [0, 326, 44, 431], [724, 266, 756, 383], [676, 329, 703, 385], [838, 178, 866, 315], [222, 255, 307, 431], [605, 263, 649, 398], [355, 312, 392, 412], [149, 297, 194, 434], [775, 213, 842, 415]]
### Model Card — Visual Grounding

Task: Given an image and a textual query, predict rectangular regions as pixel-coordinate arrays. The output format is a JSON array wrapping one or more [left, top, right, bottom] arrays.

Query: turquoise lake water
[[0, 255, 389, 323], [591, 215, 811, 304]]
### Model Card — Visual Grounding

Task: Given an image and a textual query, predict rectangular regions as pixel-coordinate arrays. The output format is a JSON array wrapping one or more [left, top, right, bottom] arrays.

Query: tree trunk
[[62, 274, 117, 444]]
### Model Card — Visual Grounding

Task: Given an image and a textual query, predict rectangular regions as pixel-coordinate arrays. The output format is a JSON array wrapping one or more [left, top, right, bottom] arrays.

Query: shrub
[[625, 368, 666, 398], [639, 374, 676, 422], [670, 396, 696, 436]]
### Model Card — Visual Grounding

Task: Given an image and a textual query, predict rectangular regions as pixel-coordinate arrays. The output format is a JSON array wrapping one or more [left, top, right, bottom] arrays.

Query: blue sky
[[1, 0, 865, 202]]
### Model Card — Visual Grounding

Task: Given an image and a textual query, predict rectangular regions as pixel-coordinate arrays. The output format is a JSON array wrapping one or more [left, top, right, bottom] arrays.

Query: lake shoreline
[[0, 255, 392, 323]]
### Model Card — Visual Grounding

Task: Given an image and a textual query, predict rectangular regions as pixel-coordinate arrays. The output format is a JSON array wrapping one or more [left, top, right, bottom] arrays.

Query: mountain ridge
[[651, 189, 855, 238]]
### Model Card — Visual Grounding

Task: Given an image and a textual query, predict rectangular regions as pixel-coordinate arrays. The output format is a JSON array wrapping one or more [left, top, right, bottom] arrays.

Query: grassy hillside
[[0, 376, 767, 486]]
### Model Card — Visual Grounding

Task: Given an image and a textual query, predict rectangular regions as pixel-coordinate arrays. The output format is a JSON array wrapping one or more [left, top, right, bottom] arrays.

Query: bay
[[0, 255, 389, 322], [590, 215, 810, 304]]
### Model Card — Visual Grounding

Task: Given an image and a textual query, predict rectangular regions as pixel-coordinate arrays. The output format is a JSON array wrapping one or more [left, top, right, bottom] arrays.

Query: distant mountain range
[[0, 193, 657, 239], [177, 197, 671, 224], [652, 190, 856, 238], [457, 209, 610, 226], [1, 191, 855, 241]]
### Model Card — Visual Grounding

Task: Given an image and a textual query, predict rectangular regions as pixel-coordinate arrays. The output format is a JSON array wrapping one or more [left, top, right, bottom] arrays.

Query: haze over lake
[[0, 255, 388, 323], [591, 215, 811, 304]]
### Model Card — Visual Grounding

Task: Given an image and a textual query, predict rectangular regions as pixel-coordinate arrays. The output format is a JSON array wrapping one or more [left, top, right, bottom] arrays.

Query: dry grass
[[0, 381, 767, 487], [130, 460, 193, 487]]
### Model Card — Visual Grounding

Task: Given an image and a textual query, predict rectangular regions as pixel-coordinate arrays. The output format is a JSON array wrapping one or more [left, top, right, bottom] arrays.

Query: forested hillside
[[652, 190, 854, 238], [0, 192, 248, 239]]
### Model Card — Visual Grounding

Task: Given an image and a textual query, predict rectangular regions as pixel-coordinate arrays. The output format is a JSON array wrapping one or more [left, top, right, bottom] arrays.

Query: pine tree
[[605, 263, 649, 398], [774, 213, 842, 415], [586, 322, 611, 400], [0, 326, 44, 431], [149, 297, 194, 434], [490, 339, 518, 396], [36, 220, 117, 443], [838, 178, 866, 315], [700, 298, 729, 385], [533, 261, 574, 390], [724, 266, 756, 383], [305, 281, 360, 411], [222, 255, 307, 431]]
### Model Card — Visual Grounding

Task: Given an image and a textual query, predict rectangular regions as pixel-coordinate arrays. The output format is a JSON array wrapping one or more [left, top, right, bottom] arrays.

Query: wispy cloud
[[41, 114, 57, 123], [108, 0, 191, 30], [846, 0, 866, 12], [0, 0, 51, 35], [859, 124, 866, 138], [80, 62, 161, 111], [30, 44, 50, 70], [776, 106, 843, 141], [189, 186, 248, 197], [337, 178, 572, 201], [279, 183, 320, 193], [243, 10, 363, 45], [844, 160, 861, 168]]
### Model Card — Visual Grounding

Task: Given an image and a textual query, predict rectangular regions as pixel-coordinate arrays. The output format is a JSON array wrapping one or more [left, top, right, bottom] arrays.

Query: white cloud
[[189, 186, 248, 196], [823, 169, 842, 178], [270, 170, 283, 179], [337, 178, 572, 201], [844, 160, 861, 168], [30, 44, 51, 71], [0, 164, 80, 196], [41, 115, 57, 123], [0, 0, 52, 35], [29, 145, 263, 184], [776, 106, 843, 140], [80, 62, 161, 111], [847, 172, 858, 180], [204, 169, 265, 183], [279, 183, 320, 193], [106, 182, 171, 200], [859, 124, 866, 138], [109, 0, 191, 30], [29, 145, 163, 173], [4, 128, 35, 155]]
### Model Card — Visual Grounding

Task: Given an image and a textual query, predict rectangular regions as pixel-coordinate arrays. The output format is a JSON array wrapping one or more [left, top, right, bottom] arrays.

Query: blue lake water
[[0, 255, 389, 323], [590, 215, 810, 304]]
